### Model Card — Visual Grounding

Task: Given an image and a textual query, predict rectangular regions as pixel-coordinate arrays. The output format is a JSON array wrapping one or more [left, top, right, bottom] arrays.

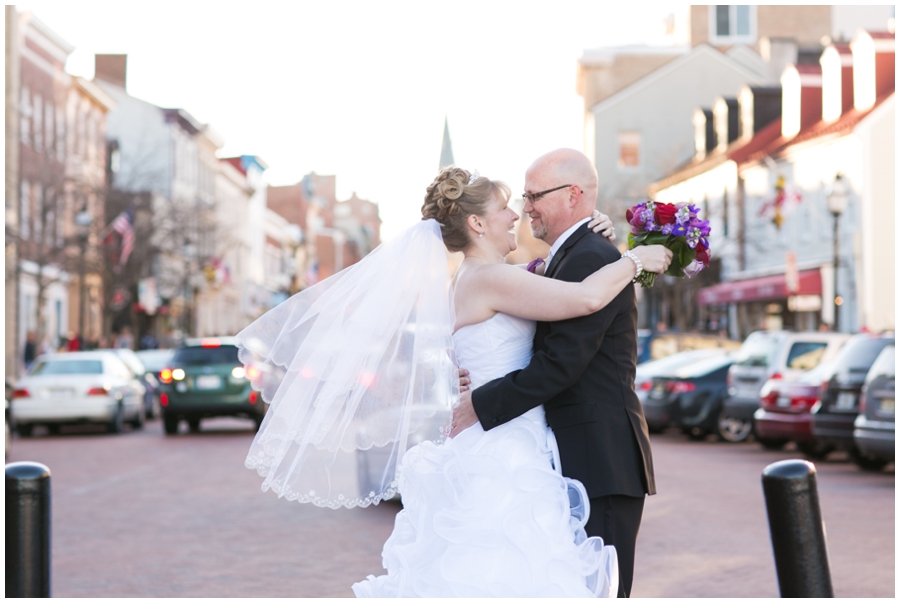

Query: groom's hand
[[450, 390, 478, 438]]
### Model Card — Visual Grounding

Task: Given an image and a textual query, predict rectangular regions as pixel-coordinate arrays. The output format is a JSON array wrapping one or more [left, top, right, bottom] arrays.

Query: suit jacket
[[472, 224, 656, 498]]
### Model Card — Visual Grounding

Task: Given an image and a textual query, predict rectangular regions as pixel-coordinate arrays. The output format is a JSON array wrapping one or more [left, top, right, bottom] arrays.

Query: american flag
[[110, 208, 135, 267], [304, 260, 319, 286]]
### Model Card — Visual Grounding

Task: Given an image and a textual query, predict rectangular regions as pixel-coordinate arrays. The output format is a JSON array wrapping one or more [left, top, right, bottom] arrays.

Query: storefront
[[697, 268, 826, 338]]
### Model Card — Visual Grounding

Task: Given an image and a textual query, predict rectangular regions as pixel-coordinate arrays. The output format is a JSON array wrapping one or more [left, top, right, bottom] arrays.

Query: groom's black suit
[[472, 223, 655, 597]]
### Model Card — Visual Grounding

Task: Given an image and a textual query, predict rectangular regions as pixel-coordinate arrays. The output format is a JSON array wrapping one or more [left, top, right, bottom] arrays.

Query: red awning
[[697, 269, 822, 305]]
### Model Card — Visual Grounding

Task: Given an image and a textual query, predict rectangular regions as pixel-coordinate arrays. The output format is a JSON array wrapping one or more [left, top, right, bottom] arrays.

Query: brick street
[[7, 418, 894, 597]]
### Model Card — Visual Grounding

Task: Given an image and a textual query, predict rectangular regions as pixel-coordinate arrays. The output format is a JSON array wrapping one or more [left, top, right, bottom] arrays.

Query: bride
[[235, 167, 671, 598]]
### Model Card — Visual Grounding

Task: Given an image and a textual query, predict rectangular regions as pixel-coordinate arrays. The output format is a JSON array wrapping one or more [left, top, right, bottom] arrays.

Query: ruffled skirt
[[352, 413, 618, 598]]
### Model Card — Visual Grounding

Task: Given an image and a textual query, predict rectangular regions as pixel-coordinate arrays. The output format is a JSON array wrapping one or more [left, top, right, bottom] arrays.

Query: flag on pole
[[304, 260, 319, 286], [110, 207, 135, 266]]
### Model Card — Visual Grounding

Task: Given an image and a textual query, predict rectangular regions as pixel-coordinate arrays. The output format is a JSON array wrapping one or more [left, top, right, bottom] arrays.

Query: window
[[33, 94, 43, 153], [56, 107, 66, 162], [710, 5, 756, 44], [617, 132, 641, 169], [20, 180, 31, 240], [20, 87, 31, 146], [33, 185, 43, 244]]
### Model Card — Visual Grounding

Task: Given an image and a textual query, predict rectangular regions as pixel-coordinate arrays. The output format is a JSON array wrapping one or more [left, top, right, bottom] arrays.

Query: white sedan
[[12, 351, 146, 435]]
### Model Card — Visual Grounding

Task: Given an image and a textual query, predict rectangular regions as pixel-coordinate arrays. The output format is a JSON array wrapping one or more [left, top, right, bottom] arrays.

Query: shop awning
[[697, 269, 822, 305]]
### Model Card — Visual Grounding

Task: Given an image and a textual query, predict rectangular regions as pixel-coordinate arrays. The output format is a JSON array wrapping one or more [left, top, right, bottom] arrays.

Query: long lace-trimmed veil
[[235, 219, 457, 509]]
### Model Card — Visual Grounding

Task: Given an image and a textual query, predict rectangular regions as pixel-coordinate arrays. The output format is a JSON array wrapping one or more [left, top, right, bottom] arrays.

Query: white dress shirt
[[545, 217, 591, 270]]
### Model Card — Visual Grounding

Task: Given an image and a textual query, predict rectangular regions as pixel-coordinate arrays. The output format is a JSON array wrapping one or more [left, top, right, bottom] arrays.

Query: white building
[[650, 29, 894, 337]]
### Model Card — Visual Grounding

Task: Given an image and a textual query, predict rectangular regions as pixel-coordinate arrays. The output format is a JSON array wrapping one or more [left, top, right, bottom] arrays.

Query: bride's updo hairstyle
[[421, 166, 511, 253]]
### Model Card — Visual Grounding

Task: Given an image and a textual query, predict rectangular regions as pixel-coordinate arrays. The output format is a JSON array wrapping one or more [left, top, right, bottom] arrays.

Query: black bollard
[[6, 462, 52, 598], [761, 459, 833, 598]]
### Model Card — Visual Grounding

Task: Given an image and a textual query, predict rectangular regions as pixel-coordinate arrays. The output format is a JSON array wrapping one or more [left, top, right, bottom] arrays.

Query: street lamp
[[826, 174, 849, 331], [75, 208, 93, 344], [183, 238, 196, 336]]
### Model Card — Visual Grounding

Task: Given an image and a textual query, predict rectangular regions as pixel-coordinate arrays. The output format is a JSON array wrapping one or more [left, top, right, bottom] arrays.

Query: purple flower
[[683, 259, 706, 278], [640, 208, 655, 224], [675, 206, 692, 226], [686, 227, 702, 248], [661, 223, 674, 235], [672, 224, 688, 237], [645, 217, 660, 231]]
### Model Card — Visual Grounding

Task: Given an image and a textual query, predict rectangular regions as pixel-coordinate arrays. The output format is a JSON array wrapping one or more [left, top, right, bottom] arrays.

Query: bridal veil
[[235, 219, 457, 509]]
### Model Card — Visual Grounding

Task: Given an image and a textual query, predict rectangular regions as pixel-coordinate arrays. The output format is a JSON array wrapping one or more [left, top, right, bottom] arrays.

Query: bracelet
[[622, 250, 643, 281]]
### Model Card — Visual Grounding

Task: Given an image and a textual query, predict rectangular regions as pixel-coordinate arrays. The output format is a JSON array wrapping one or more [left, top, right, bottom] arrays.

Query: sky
[[15, 1, 690, 240]]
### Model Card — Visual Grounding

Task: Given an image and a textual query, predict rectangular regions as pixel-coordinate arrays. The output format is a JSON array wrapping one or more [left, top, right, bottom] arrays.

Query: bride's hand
[[588, 210, 615, 241], [632, 245, 673, 274]]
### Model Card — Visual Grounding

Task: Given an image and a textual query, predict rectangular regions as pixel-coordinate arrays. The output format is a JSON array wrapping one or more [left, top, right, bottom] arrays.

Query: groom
[[451, 148, 655, 598]]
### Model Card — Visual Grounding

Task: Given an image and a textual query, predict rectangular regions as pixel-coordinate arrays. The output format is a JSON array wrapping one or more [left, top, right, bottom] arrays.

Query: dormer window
[[710, 5, 756, 46]]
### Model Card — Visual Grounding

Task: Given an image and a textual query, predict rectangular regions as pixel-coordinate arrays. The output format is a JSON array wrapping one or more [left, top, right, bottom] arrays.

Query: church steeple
[[439, 116, 455, 170]]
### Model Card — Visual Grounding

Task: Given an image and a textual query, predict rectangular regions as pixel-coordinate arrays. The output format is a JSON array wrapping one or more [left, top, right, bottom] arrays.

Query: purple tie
[[526, 258, 545, 274]]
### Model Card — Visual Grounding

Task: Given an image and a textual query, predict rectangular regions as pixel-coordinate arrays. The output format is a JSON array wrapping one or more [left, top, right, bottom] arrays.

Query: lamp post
[[826, 174, 848, 332], [74, 208, 93, 343], [183, 238, 196, 337]]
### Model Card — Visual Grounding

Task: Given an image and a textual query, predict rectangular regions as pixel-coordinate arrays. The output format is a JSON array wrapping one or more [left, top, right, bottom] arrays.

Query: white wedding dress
[[352, 312, 619, 598]]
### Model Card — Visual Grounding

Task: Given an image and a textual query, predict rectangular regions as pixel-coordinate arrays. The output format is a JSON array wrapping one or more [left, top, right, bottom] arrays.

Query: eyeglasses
[[522, 184, 573, 205]]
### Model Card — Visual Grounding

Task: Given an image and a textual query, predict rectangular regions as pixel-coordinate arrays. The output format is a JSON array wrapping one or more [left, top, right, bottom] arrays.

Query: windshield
[[865, 345, 895, 383], [674, 355, 733, 378], [833, 336, 894, 371], [637, 349, 723, 377], [732, 332, 782, 367], [172, 345, 240, 366], [31, 359, 104, 375], [135, 350, 176, 371], [785, 341, 828, 370], [115, 350, 146, 375]]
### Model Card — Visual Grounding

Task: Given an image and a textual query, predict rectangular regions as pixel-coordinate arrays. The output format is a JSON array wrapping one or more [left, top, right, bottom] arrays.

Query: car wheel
[[16, 424, 33, 437], [108, 404, 125, 434], [797, 441, 833, 460], [685, 426, 708, 441], [187, 417, 201, 433], [717, 411, 753, 443], [850, 448, 890, 471], [131, 405, 146, 430], [163, 414, 179, 435], [757, 437, 788, 451], [253, 415, 264, 432]]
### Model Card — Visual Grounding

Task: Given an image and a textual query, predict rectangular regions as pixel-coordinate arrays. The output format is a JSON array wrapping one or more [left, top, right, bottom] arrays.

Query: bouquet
[[626, 200, 711, 288]]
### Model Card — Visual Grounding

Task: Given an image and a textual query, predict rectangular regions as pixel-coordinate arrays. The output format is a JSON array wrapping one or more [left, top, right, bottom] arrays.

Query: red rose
[[654, 203, 677, 225], [695, 246, 710, 265]]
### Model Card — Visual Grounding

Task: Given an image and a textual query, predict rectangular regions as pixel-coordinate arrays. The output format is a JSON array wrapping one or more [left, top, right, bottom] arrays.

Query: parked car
[[158, 337, 265, 435], [720, 330, 849, 442], [11, 351, 146, 434], [753, 360, 837, 455], [636, 348, 729, 409], [637, 330, 739, 364], [5, 381, 13, 459], [642, 354, 734, 439], [852, 344, 895, 470], [812, 332, 894, 469], [134, 349, 176, 379], [112, 348, 161, 419]]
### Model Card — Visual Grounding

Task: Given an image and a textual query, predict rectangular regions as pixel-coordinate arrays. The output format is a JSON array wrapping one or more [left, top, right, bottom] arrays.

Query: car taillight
[[172, 368, 185, 381], [249, 391, 259, 404], [159, 368, 173, 384], [160, 393, 169, 407], [726, 372, 733, 387], [790, 395, 819, 412], [201, 338, 221, 348], [666, 381, 696, 394], [13, 388, 30, 398], [639, 381, 653, 391], [760, 389, 779, 409], [769, 372, 783, 380], [87, 386, 109, 396], [858, 392, 866, 412]]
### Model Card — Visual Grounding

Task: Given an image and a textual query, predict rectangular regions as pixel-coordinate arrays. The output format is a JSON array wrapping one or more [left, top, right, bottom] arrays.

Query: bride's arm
[[471, 245, 671, 322]]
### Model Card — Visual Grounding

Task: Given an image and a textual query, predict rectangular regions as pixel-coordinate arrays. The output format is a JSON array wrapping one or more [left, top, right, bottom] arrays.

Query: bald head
[[523, 148, 599, 244]]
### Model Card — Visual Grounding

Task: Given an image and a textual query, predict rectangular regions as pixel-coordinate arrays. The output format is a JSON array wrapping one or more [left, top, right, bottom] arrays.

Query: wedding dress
[[352, 312, 618, 598]]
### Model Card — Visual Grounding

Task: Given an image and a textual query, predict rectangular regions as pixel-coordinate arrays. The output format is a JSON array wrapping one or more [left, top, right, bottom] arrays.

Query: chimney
[[738, 86, 782, 141], [780, 64, 822, 138], [692, 108, 714, 159], [95, 54, 127, 89], [712, 97, 739, 151], [760, 37, 798, 84], [820, 44, 853, 123], [851, 30, 895, 112]]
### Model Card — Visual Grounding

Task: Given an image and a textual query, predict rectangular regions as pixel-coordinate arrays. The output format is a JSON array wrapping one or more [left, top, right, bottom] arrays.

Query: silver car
[[12, 351, 146, 435]]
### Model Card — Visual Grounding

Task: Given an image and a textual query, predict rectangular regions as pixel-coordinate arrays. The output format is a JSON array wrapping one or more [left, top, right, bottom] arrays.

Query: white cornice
[[21, 46, 71, 87], [20, 12, 74, 63]]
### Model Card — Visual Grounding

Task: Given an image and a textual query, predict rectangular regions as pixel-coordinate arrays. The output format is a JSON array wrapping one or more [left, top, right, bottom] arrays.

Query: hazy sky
[[15, 1, 690, 239]]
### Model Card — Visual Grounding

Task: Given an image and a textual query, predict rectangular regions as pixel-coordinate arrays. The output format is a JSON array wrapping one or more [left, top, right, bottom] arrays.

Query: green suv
[[159, 337, 266, 435]]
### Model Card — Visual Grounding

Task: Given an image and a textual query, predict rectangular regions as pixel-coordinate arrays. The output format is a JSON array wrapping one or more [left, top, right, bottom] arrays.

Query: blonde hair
[[421, 167, 511, 253]]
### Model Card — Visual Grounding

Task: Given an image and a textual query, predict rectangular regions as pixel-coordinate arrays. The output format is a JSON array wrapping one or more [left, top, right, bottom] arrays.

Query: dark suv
[[158, 337, 266, 435], [811, 332, 894, 467]]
